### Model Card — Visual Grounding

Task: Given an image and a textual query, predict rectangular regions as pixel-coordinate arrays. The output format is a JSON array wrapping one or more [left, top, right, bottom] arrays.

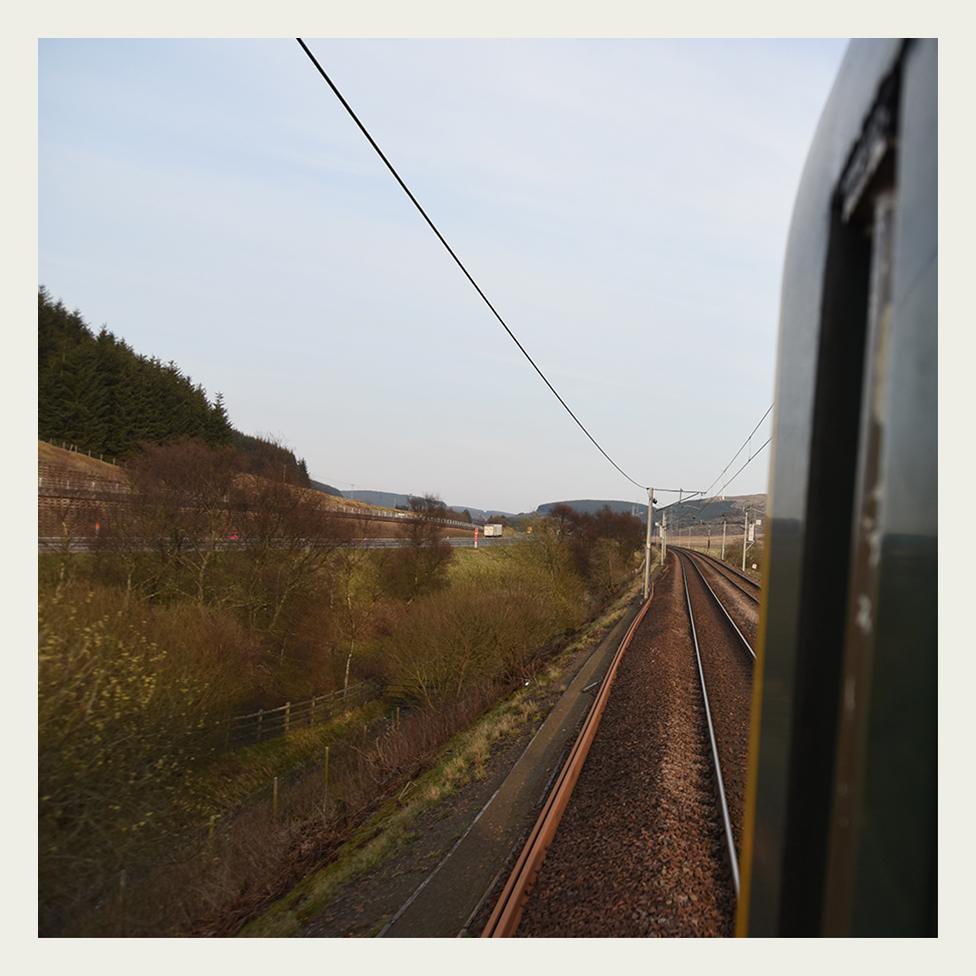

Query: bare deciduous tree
[[126, 440, 238, 603], [379, 494, 453, 601], [232, 476, 354, 660]]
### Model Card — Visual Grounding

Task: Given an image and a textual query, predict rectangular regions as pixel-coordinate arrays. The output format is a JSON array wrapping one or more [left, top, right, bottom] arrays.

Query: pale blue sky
[[39, 38, 847, 512]]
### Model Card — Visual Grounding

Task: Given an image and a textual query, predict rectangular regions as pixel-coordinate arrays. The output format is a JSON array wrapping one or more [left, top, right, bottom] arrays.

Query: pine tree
[[38, 289, 308, 473], [55, 344, 110, 452], [209, 392, 233, 445]]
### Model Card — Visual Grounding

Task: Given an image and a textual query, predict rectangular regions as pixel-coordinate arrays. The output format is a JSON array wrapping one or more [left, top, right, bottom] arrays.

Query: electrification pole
[[722, 520, 727, 559], [662, 513, 668, 563], [642, 487, 655, 600], [742, 508, 749, 571]]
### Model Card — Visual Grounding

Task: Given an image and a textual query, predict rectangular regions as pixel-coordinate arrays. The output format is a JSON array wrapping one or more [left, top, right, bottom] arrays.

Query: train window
[[822, 51, 937, 934], [742, 39, 935, 937], [776, 63, 901, 936]]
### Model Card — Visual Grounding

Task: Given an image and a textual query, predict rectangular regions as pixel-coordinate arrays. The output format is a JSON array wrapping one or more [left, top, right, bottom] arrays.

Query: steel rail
[[680, 558, 741, 898], [481, 592, 656, 937], [688, 552, 761, 606], [682, 547, 761, 594], [679, 553, 756, 662]]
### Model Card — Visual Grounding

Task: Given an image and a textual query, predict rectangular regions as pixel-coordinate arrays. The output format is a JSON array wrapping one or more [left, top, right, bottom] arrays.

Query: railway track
[[674, 546, 761, 604], [678, 548, 761, 650], [481, 593, 655, 937], [482, 549, 757, 937], [675, 549, 755, 877]]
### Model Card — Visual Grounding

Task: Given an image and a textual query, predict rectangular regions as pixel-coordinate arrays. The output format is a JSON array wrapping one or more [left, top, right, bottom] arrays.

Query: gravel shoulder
[[243, 583, 647, 938]]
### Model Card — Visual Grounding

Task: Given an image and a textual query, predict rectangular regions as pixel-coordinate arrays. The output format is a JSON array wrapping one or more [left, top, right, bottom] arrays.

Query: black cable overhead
[[657, 490, 704, 513], [716, 435, 772, 497], [700, 403, 774, 502], [295, 38, 649, 491], [656, 405, 774, 516]]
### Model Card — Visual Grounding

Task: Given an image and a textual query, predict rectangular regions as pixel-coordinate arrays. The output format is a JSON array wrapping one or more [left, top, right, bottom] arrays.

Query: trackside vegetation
[[38, 441, 645, 935]]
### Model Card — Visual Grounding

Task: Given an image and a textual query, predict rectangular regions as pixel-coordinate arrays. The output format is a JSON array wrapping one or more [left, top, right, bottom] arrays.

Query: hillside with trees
[[38, 288, 309, 484]]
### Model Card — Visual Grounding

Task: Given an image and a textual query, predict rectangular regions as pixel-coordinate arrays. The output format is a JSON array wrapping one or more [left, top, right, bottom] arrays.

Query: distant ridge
[[309, 479, 344, 498], [536, 499, 648, 518], [536, 494, 767, 528], [343, 489, 514, 523], [314, 488, 767, 528]]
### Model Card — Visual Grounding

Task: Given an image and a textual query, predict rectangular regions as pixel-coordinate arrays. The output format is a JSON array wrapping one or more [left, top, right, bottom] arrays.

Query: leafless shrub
[[38, 581, 238, 934], [76, 684, 506, 937], [377, 494, 453, 601], [383, 544, 584, 709], [40, 472, 642, 936]]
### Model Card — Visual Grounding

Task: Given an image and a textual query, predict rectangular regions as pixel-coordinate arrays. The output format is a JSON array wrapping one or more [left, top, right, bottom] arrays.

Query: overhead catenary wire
[[700, 403, 774, 503], [716, 435, 771, 497], [657, 490, 704, 513], [656, 409, 774, 521], [295, 38, 650, 492], [661, 433, 772, 514]]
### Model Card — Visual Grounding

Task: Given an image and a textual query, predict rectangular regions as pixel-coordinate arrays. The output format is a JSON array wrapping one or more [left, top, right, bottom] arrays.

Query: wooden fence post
[[323, 746, 330, 811], [272, 776, 279, 821], [257, 708, 264, 742], [117, 868, 127, 936], [284, 701, 291, 734]]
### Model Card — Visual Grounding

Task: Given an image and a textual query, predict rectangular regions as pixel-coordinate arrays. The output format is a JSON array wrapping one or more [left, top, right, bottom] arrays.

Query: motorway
[[37, 535, 525, 553]]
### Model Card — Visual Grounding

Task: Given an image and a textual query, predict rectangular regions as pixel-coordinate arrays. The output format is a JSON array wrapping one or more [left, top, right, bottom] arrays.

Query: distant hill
[[537, 495, 767, 528], [450, 505, 516, 522], [657, 494, 766, 529], [342, 489, 513, 523], [309, 479, 344, 498], [536, 499, 648, 519], [343, 490, 413, 510]]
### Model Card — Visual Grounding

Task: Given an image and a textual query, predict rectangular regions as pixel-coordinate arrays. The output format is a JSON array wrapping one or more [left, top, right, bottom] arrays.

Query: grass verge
[[183, 698, 387, 818], [239, 575, 644, 937]]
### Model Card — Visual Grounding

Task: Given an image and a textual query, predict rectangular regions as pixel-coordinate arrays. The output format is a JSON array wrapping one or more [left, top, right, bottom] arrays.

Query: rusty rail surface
[[672, 546, 761, 602], [680, 552, 757, 661], [481, 588, 656, 937], [676, 552, 742, 897]]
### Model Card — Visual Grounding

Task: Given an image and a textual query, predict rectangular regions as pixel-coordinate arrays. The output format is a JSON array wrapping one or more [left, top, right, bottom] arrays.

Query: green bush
[[38, 496, 639, 934], [38, 582, 260, 932], [383, 543, 585, 708]]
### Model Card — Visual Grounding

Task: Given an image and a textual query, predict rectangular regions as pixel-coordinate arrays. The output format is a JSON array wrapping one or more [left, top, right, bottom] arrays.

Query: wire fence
[[38, 455, 475, 530], [203, 683, 373, 750], [40, 438, 120, 465], [38, 465, 131, 499]]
